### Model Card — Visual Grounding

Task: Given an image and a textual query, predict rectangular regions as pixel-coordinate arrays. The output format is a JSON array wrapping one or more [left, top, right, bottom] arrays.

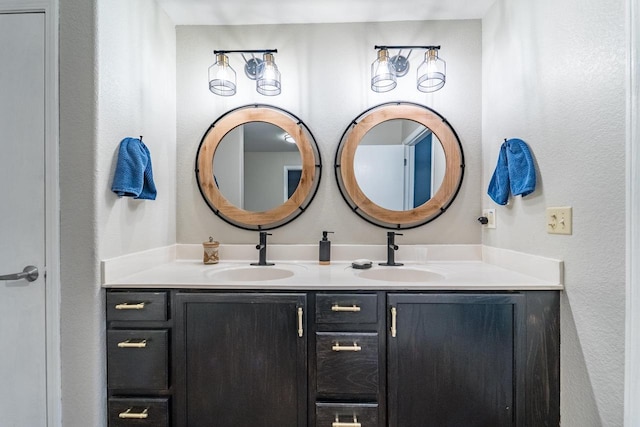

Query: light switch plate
[[546, 207, 572, 235], [482, 208, 496, 229]]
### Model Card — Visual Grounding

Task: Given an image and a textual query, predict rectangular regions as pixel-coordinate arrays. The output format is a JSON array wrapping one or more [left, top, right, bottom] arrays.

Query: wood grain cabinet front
[[312, 293, 386, 427], [386, 292, 560, 427], [315, 332, 379, 397], [315, 293, 378, 325], [107, 329, 168, 390], [106, 291, 167, 322], [315, 403, 378, 427], [108, 397, 169, 427], [173, 292, 308, 427], [104, 289, 559, 427], [106, 290, 172, 427]]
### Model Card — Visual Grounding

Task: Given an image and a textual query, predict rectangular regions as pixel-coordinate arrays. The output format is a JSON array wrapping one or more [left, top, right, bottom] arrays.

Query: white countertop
[[102, 244, 564, 291]]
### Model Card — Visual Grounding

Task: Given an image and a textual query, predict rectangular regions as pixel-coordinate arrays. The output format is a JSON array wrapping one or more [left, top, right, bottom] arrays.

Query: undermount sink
[[208, 264, 305, 282], [357, 267, 445, 283]]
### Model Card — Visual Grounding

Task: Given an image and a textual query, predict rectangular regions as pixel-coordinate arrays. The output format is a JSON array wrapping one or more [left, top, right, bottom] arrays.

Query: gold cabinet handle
[[118, 408, 149, 419], [331, 304, 361, 312], [333, 415, 361, 427], [115, 302, 146, 310], [117, 339, 147, 348], [391, 306, 397, 338], [297, 307, 303, 337], [332, 342, 362, 352]]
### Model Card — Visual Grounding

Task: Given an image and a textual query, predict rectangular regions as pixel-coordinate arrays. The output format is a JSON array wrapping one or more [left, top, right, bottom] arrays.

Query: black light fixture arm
[[374, 45, 440, 50], [214, 49, 278, 55]]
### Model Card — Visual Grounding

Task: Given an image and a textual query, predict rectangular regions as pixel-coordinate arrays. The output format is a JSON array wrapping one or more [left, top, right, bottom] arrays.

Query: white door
[[0, 12, 48, 427]]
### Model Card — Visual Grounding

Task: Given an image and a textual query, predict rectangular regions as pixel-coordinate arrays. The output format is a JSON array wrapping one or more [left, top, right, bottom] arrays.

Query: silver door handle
[[0, 265, 39, 282]]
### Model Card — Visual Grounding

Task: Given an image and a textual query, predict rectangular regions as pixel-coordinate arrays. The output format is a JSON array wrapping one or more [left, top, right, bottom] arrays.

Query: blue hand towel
[[111, 137, 157, 200], [506, 138, 536, 197], [488, 142, 510, 205]]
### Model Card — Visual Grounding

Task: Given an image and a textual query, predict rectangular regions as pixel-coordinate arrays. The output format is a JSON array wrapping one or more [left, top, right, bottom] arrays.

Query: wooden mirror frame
[[335, 102, 464, 229], [196, 105, 322, 230]]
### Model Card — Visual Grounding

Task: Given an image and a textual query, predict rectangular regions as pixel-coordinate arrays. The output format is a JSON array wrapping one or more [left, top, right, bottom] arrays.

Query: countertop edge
[[101, 244, 564, 290]]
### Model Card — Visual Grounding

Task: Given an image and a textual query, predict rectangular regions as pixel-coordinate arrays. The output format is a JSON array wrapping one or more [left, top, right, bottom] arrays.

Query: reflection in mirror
[[196, 104, 321, 230], [355, 119, 445, 211], [213, 122, 301, 212], [335, 102, 464, 229]]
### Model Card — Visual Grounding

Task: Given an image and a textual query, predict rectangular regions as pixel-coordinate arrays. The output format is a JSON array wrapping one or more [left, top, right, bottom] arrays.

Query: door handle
[[0, 265, 39, 282]]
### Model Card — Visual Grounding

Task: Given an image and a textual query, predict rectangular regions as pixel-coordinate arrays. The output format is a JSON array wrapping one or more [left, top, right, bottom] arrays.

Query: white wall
[[59, 0, 102, 425], [626, 0, 640, 423], [482, 0, 627, 425], [97, 0, 177, 259], [59, 0, 176, 425], [176, 20, 483, 244]]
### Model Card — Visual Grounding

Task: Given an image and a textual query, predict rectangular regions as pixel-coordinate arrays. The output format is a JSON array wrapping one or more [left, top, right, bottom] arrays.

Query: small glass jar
[[203, 237, 219, 264]]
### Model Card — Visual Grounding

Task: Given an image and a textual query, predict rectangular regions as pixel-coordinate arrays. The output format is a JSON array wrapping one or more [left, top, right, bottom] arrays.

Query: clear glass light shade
[[371, 49, 397, 93], [256, 53, 281, 96], [417, 49, 446, 93], [209, 53, 237, 96]]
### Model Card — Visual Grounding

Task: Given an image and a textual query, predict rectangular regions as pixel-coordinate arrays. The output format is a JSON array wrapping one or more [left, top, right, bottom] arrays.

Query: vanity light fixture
[[208, 49, 281, 96], [283, 133, 295, 144], [371, 45, 446, 93]]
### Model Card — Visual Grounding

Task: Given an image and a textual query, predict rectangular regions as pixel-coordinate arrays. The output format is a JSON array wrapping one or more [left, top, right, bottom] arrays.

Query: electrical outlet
[[546, 207, 572, 235], [482, 208, 496, 229]]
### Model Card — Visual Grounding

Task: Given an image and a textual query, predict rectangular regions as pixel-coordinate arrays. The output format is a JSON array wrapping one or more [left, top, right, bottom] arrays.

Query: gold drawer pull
[[119, 407, 149, 419], [331, 304, 361, 312], [333, 415, 361, 427], [117, 339, 147, 348], [115, 302, 146, 310], [297, 307, 304, 338], [391, 306, 397, 338], [332, 342, 361, 352]]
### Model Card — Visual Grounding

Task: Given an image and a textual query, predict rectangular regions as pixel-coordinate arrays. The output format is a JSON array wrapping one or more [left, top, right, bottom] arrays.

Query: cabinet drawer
[[108, 397, 169, 427], [316, 332, 378, 396], [316, 294, 377, 324], [316, 403, 378, 427], [107, 292, 167, 322], [107, 330, 168, 390]]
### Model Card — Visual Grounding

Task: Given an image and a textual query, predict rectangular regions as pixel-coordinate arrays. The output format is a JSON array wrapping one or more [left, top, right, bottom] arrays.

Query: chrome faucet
[[380, 231, 403, 266], [251, 231, 274, 266]]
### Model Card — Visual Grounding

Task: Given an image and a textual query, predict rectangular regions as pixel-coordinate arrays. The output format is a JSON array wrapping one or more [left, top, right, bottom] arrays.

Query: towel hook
[[139, 135, 143, 142]]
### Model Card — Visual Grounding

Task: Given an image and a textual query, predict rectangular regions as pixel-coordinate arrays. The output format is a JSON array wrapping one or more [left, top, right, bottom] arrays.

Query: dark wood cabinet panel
[[316, 332, 379, 397], [387, 293, 526, 427], [524, 291, 561, 426], [108, 397, 169, 427], [105, 289, 559, 427], [107, 291, 168, 322], [107, 329, 169, 391], [174, 293, 307, 427], [315, 402, 378, 427], [316, 293, 378, 324]]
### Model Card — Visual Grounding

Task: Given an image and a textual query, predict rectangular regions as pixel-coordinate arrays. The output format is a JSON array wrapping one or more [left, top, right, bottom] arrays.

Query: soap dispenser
[[319, 231, 334, 265]]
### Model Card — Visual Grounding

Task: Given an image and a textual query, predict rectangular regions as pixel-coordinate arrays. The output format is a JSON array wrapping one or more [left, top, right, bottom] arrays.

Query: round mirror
[[335, 102, 464, 229], [196, 105, 321, 230]]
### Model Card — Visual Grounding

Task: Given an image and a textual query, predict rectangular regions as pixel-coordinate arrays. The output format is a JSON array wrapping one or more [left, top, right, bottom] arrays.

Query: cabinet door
[[387, 293, 525, 427], [174, 293, 307, 427]]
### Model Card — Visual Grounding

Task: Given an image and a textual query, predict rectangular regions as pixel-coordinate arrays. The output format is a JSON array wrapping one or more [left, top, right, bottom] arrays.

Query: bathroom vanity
[[103, 246, 561, 427]]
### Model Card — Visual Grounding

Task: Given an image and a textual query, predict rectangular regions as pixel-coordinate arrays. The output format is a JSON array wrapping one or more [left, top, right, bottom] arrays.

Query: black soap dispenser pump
[[319, 231, 334, 265]]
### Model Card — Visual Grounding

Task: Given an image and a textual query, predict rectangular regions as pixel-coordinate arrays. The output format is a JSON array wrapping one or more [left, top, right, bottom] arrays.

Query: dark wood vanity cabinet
[[311, 293, 386, 427], [105, 289, 559, 427], [106, 291, 171, 427], [173, 292, 308, 427], [387, 292, 559, 427], [388, 293, 523, 427]]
